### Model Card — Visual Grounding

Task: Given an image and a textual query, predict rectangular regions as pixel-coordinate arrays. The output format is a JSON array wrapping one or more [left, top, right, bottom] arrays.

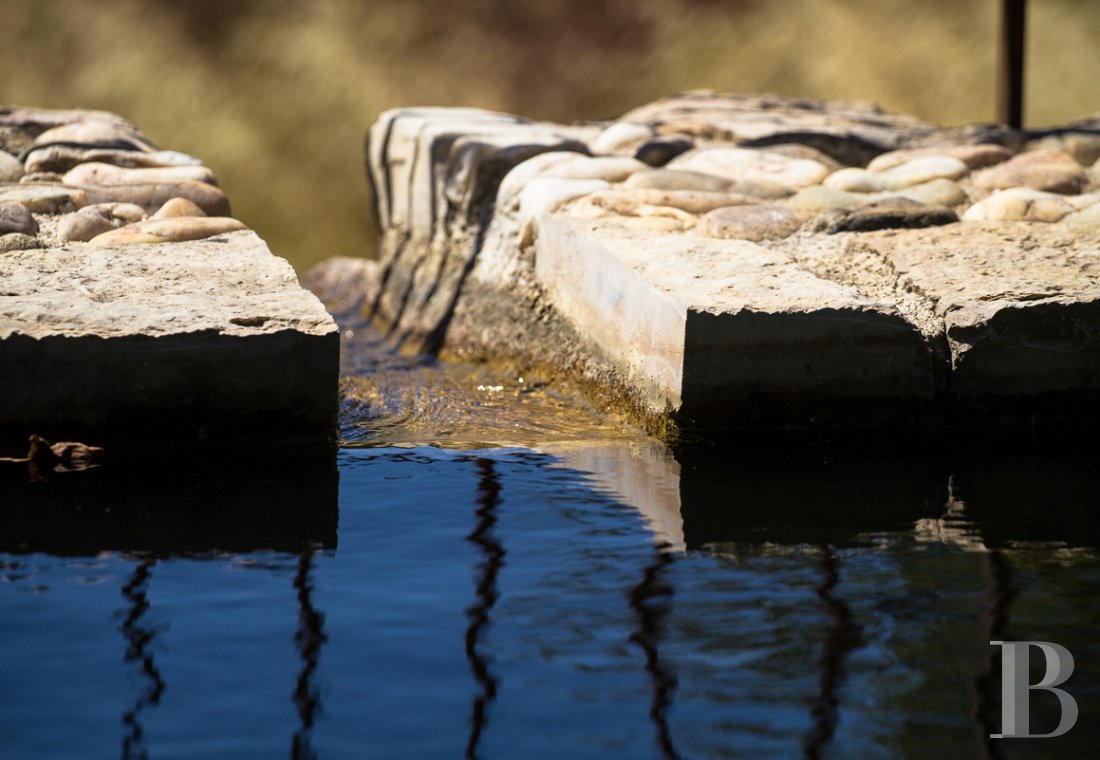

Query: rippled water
[[335, 321, 645, 450], [2, 323, 1099, 759]]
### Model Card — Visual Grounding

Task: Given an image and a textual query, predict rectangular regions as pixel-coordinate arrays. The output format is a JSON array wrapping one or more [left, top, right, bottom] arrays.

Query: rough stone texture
[[308, 93, 1100, 434], [535, 216, 932, 424], [1, 106, 339, 449], [786, 224, 1100, 403], [1, 230, 338, 447], [0, 232, 41, 253]]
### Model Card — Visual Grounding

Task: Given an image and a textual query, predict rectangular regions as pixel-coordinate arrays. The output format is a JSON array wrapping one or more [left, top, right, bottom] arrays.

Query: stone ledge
[[1, 231, 339, 448], [534, 216, 933, 423], [309, 92, 1100, 434], [1, 108, 339, 449]]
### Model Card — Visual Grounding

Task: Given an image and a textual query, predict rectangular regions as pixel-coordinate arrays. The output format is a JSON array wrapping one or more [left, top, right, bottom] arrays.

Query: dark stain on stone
[[634, 136, 693, 167], [230, 316, 270, 327], [740, 131, 890, 167], [811, 200, 959, 234]]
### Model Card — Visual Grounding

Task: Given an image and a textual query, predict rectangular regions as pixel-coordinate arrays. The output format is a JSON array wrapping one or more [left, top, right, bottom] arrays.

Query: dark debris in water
[[0, 433, 105, 482]]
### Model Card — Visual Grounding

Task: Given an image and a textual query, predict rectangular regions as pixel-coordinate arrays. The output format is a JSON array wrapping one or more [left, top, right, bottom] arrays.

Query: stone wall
[[309, 92, 1100, 436]]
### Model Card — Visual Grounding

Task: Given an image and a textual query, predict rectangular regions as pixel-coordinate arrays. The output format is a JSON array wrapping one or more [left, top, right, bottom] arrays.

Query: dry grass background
[[1, 0, 1098, 271]]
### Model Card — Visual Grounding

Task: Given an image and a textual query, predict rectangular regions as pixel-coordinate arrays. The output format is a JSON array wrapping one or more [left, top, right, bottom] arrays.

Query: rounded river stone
[[0, 202, 38, 235], [89, 216, 247, 245], [152, 197, 207, 219], [698, 204, 803, 241], [0, 150, 24, 182], [971, 149, 1087, 194]]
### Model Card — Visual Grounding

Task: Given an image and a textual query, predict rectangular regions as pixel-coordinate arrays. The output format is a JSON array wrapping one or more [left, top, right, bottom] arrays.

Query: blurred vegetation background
[[2, 0, 1098, 272]]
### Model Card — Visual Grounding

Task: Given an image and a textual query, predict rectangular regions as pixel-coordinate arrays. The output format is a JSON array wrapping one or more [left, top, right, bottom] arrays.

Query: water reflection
[[628, 542, 682, 760], [0, 453, 338, 555], [3, 437, 1099, 758], [291, 542, 328, 760], [803, 547, 863, 759], [542, 441, 685, 551], [464, 458, 506, 759], [118, 558, 164, 760], [547, 441, 1100, 757], [556, 440, 1100, 553], [912, 476, 987, 550], [971, 550, 1019, 760]]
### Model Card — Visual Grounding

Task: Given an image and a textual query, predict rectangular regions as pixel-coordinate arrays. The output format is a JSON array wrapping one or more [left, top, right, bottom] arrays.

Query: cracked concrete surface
[[780, 224, 1100, 398]]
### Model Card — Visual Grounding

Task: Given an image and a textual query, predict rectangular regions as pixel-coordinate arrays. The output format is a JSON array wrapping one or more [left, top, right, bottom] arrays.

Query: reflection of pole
[[803, 547, 863, 760], [971, 550, 1017, 760], [628, 541, 681, 760], [292, 542, 327, 760], [120, 557, 164, 760], [997, 0, 1027, 128], [465, 459, 506, 760]]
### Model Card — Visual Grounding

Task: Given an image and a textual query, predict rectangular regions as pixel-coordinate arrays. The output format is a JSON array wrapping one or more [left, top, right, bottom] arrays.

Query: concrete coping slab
[[1, 108, 339, 449]]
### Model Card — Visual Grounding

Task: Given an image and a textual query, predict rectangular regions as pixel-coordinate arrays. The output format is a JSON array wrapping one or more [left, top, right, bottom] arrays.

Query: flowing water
[[2, 320, 1099, 759]]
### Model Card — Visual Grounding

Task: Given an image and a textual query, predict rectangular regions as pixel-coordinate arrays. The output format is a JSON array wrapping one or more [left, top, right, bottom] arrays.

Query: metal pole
[[997, 0, 1027, 128]]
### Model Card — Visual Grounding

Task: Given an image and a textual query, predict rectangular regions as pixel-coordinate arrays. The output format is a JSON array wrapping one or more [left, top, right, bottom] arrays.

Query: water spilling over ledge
[[308, 92, 1100, 438]]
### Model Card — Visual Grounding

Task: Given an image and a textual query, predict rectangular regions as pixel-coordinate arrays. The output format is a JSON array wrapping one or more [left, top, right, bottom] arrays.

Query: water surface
[[2, 325, 1098, 759]]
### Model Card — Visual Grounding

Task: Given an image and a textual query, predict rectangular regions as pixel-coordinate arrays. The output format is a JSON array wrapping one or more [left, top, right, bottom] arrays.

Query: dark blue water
[[3, 443, 1099, 759], [3, 325, 1100, 758]]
